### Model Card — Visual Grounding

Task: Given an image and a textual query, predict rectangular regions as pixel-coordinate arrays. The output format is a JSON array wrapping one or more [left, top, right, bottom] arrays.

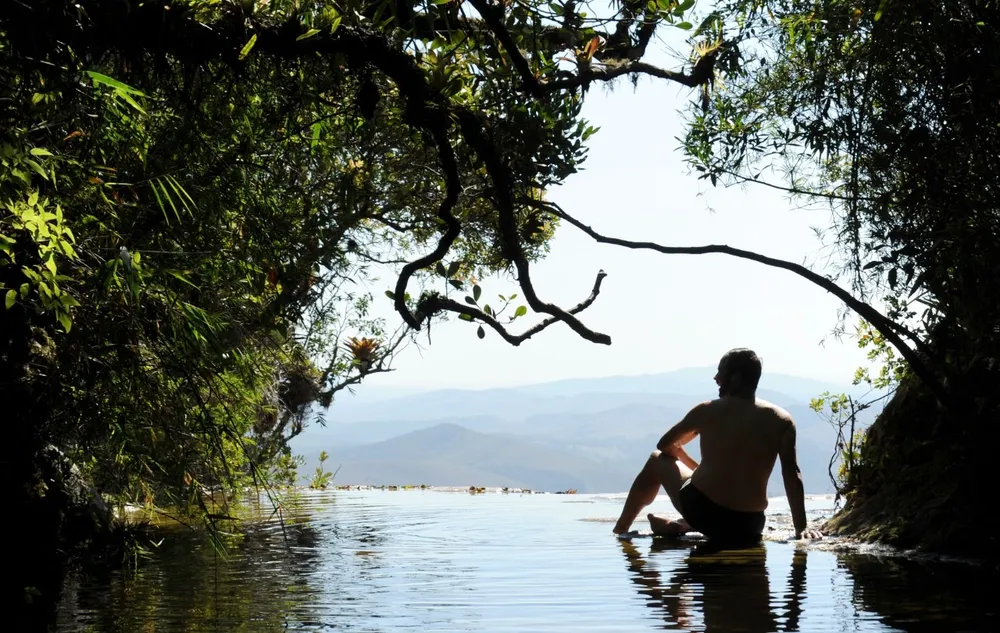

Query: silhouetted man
[[613, 348, 823, 543]]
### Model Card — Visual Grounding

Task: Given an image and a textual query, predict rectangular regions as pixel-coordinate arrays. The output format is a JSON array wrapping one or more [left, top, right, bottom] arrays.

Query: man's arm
[[671, 445, 700, 471], [656, 403, 706, 469], [778, 420, 821, 539]]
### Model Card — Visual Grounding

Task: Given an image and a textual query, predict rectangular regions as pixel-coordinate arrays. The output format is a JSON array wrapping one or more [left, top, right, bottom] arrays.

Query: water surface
[[54, 490, 996, 632]]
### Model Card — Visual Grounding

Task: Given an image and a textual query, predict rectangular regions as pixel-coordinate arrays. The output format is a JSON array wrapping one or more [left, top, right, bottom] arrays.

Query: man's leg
[[613, 450, 694, 534]]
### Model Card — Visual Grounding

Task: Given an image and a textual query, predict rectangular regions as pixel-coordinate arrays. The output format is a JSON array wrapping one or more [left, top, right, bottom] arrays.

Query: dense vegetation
[[679, 0, 999, 558], [0, 0, 711, 616], [4, 0, 998, 619]]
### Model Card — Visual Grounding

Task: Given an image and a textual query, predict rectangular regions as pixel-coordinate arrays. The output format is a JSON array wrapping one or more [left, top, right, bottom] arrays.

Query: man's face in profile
[[714, 357, 731, 397]]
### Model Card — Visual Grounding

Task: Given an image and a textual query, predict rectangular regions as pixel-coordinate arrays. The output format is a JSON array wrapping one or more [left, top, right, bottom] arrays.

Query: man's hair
[[722, 348, 763, 390]]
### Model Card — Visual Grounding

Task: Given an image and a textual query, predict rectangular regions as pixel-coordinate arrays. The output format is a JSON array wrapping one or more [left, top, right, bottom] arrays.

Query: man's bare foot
[[647, 513, 691, 537]]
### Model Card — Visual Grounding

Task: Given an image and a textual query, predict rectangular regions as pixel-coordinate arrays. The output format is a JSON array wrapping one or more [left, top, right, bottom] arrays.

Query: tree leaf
[[385, 290, 395, 300], [435, 261, 447, 277], [4, 289, 15, 310], [514, 305, 527, 317], [458, 313, 474, 321], [874, 0, 889, 21], [57, 311, 72, 333], [447, 261, 461, 277], [24, 159, 48, 180], [473, 284, 481, 302], [448, 279, 463, 290], [239, 34, 258, 61], [296, 28, 321, 41], [476, 325, 485, 339], [84, 71, 146, 95], [464, 296, 477, 305]]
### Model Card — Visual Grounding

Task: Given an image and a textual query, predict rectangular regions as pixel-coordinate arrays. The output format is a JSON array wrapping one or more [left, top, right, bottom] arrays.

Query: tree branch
[[465, 0, 543, 98], [544, 60, 703, 91], [718, 168, 881, 203], [420, 270, 607, 345], [317, 325, 411, 403], [456, 112, 611, 345], [12, 0, 607, 344], [528, 199, 957, 412]]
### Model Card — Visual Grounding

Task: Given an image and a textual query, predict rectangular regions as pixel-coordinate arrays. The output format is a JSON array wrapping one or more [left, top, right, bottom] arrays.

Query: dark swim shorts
[[679, 479, 766, 542]]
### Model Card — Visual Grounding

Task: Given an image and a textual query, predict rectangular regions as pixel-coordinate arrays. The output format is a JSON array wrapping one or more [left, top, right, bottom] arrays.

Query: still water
[[54, 490, 995, 632]]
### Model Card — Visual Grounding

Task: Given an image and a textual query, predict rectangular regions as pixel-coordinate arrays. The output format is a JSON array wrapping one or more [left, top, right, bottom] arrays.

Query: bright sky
[[355, 34, 871, 391]]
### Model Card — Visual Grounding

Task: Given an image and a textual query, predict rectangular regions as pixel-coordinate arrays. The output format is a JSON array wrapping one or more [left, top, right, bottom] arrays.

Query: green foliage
[[1, 187, 80, 331], [0, 19, 791, 614], [309, 451, 334, 490], [852, 321, 907, 390], [2, 0, 709, 530], [682, 0, 1000, 395], [810, 318, 907, 495]]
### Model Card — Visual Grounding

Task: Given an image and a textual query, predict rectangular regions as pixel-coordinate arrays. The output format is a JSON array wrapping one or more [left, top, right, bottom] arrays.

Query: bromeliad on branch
[[342, 336, 382, 375]]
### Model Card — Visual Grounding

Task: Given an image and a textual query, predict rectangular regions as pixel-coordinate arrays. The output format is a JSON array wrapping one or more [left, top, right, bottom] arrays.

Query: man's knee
[[649, 452, 681, 476]]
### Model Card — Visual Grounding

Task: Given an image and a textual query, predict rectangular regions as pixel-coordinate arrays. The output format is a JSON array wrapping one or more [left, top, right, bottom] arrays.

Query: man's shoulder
[[683, 399, 721, 422], [693, 398, 723, 412], [753, 398, 794, 422]]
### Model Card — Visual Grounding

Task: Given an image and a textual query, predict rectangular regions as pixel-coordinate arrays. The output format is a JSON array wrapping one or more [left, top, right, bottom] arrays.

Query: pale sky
[[352, 34, 872, 392]]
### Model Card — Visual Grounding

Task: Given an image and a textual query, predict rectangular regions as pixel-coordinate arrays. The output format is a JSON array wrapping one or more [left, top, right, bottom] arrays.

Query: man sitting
[[612, 348, 822, 544]]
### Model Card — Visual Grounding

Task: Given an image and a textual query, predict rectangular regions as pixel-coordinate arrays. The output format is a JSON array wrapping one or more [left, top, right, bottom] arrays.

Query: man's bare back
[[687, 397, 792, 513]]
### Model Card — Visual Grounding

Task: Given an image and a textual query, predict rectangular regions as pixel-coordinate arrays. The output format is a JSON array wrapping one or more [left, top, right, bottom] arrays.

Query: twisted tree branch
[[526, 198, 957, 412], [457, 111, 611, 345], [544, 60, 704, 91], [420, 270, 607, 345], [466, 0, 544, 98], [6, 0, 611, 344]]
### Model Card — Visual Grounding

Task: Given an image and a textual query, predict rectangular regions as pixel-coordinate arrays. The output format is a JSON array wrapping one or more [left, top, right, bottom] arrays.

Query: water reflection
[[839, 551, 997, 633], [50, 491, 999, 633], [620, 539, 807, 632], [56, 519, 324, 633]]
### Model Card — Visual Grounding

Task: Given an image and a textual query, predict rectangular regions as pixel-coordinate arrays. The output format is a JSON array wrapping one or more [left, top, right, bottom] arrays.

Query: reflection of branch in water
[[619, 540, 809, 632]]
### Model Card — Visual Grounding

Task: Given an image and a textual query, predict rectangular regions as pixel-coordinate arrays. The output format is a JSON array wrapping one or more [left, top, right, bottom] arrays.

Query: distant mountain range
[[290, 367, 885, 495]]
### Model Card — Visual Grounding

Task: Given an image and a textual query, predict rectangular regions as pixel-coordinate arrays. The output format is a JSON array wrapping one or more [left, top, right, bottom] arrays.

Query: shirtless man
[[612, 348, 823, 543]]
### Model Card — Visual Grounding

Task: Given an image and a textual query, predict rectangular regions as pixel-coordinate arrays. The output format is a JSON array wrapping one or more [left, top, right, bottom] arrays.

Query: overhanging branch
[[456, 111, 611, 345], [544, 60, 704, 91], [528, 199, 957, 412], [420, 270, 607, 345], [6, 0, 614, 347], [466, 0, 543, 98], [390, 112, 463, 330]]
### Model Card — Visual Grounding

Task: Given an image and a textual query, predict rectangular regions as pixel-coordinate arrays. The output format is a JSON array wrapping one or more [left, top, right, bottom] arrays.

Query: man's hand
[[794, 529, 823, 540]]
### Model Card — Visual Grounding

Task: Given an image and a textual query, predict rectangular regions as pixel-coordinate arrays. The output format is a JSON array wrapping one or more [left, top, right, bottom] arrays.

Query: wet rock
[[38, 444, 112, 538]]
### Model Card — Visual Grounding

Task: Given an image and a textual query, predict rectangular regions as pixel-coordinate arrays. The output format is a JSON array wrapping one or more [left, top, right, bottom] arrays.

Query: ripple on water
[[53, 490, 997, 633]]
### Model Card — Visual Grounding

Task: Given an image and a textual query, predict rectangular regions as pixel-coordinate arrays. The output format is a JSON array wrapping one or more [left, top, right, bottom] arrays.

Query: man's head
[[714, 348, 762, 398]]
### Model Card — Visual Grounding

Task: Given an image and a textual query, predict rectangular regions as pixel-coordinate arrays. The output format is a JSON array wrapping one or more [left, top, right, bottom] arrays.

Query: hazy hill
[[321, 367, 877, 424], [291, 368, 883, 494], [318, 423, 636, 492]]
